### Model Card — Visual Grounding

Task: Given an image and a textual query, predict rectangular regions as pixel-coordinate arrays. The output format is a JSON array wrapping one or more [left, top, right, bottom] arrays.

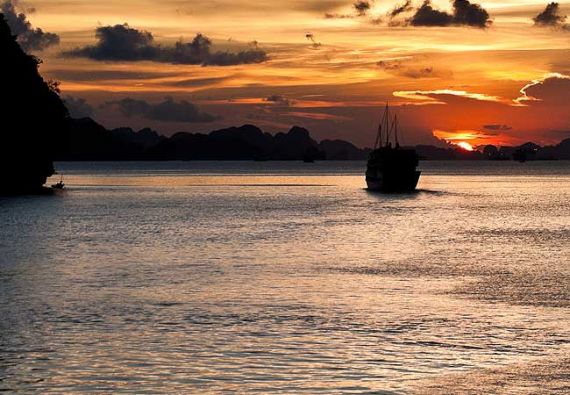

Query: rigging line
[[385, 103, 391, 147], [375, 108, 384, 149], [394, 114, 399, 146]]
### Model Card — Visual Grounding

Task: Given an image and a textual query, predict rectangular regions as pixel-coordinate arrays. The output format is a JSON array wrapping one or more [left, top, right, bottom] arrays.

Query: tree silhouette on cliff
[[0, 13, 68, 194]]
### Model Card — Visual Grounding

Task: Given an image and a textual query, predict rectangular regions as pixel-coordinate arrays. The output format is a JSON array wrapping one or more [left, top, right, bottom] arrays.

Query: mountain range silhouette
[[60, 117, 570, 162], [59, 118, 371, 161]]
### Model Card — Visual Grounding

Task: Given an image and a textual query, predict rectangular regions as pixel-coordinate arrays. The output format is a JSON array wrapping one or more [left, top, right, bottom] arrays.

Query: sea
[[0, 161, 569, 394]]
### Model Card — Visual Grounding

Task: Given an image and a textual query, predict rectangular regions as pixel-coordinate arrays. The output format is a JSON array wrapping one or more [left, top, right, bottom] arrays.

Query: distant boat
[[51, 174, 65, 190], [365, 104, 421, 192]]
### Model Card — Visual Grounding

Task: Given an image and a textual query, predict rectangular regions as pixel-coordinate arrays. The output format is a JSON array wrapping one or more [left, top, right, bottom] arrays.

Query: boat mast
[[374, 110, 383, 149], [384, 103, 391, 147], [394, 114, 399, 147]]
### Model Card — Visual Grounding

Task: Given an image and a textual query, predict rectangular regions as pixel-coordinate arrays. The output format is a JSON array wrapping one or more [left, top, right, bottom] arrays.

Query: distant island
[[59, 117, 570, 162]]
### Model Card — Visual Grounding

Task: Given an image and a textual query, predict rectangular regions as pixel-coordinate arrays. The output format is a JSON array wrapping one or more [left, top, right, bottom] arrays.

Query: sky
[[3, 0, 570, 147]]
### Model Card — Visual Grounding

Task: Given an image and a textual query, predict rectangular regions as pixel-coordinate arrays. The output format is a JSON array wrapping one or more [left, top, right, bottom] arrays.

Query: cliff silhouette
[[0, 13, 68, 194], [59, 120, 362, 161]]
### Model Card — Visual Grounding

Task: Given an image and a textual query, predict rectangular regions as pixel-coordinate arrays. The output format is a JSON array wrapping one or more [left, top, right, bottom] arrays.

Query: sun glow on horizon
[[455, 141, 474, 151]]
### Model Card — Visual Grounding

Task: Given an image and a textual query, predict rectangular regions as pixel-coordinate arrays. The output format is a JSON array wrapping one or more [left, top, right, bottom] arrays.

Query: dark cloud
[[409, 1, 453, 26], [164, 33, 268, 65], [1, 0, 59, 51], [409, 0, 491, 28], [377, 60, 400, 70], [170, 76, 231, 87], [63, 96, 94, 118], [377, 58, 450, 79], [265, 95, 292, 106], [64, 24, 268, 66], [401, 67, 435, 78], [49, 69, 178, 82], [519, 74, 570, 104], [324, 12, 354, 19], [354, 0, 373, 16], [533, 3, 568, 29], [102, 97, 220, 123], [66, 23, 156, 61], [483, 124, 512, 131], [452, 0, 491, 27], [389, 0, 413, 19], [325, 0, 374, 19]]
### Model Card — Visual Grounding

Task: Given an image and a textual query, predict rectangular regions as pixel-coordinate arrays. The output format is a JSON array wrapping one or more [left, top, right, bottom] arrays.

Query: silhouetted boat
[[51, 174, 65, 190], [366, 104, 421, 192]]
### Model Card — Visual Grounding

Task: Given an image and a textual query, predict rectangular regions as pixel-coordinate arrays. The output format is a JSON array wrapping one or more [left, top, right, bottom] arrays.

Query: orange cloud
[[393, 89, 505, 103], [514, 72, 570, 105]]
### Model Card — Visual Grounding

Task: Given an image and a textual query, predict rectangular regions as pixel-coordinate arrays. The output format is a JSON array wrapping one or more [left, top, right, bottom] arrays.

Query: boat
[[51, 174, 65, 190], [365, 104, 421, 192]]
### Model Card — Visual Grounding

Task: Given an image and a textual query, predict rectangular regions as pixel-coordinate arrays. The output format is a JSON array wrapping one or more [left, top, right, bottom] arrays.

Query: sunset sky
[[3, 0, 569, 147]]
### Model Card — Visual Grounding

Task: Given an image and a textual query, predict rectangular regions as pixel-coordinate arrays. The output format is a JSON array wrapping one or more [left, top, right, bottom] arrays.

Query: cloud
[[409, 1, 453, 26], [324, 0, 374, 19], [377, 58, 451, 79], [377, 59, 405, 70], [393, 89, 503, 103], [515, 73, 570, 105], [63, 96, 94, 118], [102, 97, 220, 123], [164, 34, 267, 66], [49, 69, 178, 82], [324, 12, 354, 19], [64, 24, 268, 66], [265, 95, 292, 106], [409, 0, 491, 28], [1, 0, 59, 51], [533, 3, 569, 29], [286, 111, 352, 121], [66, 23, 156, 61], [170, 76, 232, 88], [452, 0, 491, 27], [483, 124, 512, 131], [389, 74, 570, 145], [353, 0, 373, 16], [388, 0, 413, 19], [395, 75, 569, 107], [401, 67, 436, 78]]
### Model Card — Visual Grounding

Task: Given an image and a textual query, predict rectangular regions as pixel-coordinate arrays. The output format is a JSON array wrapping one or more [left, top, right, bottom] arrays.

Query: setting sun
[[456, 141, 474, 151]]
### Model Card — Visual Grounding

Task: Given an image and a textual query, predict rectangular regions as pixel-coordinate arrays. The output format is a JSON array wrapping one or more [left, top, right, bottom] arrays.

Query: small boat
[[366, 104, 421, 192], [51, 174, 65, 190]]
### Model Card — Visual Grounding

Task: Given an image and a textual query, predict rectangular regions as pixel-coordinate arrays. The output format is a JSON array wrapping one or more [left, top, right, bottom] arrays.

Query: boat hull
[[366, 170, 421, 193]]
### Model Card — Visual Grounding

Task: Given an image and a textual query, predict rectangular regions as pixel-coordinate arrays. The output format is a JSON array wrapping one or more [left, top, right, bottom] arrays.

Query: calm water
[[1, 161, 569, 393]]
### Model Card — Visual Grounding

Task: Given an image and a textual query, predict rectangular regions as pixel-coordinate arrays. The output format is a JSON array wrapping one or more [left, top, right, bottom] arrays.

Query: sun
[[456, 141, 474, 151]]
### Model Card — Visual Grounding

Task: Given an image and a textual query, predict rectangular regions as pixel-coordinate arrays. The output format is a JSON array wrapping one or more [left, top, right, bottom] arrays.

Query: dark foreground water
[[1, 161, 569, 393]]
